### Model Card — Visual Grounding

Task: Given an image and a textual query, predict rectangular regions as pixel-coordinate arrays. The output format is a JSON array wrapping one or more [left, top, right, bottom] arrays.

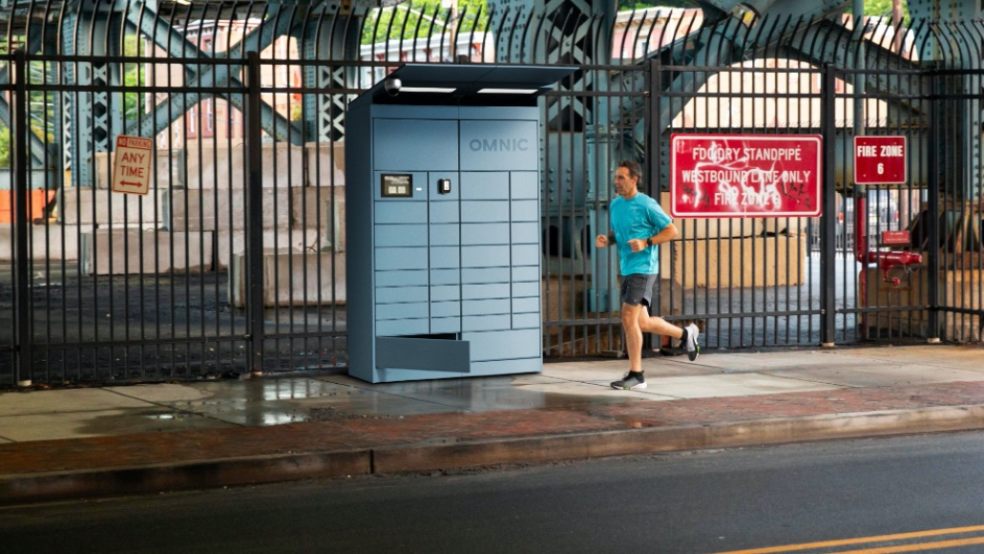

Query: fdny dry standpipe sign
[[670, 134, 822, 218]]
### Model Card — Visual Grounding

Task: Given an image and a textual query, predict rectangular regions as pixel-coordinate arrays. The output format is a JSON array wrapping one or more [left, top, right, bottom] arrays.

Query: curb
[[375, 405, 984, 472], [4, 405, 984, 505], [0, 450, 371, 506]]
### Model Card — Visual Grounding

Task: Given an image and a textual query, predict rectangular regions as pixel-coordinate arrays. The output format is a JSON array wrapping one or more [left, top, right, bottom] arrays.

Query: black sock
[[681, 328, 689, 343]]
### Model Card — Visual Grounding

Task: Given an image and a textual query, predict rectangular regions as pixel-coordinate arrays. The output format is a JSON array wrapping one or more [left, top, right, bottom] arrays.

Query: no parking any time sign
[[111, 135, 153, 195]]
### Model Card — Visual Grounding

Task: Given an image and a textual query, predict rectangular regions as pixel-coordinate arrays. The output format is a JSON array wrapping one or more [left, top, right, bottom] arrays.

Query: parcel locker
[[345, 64, 575, 383]]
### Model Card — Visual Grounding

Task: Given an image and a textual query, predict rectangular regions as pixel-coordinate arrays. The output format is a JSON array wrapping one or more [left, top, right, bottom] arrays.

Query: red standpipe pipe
[[855, 194, 922, 307], [855, 195, 868, 263], [856, 195, 869, 318]]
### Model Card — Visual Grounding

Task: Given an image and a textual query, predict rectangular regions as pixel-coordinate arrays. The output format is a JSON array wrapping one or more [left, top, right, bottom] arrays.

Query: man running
[[595, 160, 700, 391]]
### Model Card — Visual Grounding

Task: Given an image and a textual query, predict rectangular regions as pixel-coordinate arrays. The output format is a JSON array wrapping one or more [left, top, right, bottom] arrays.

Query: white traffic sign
[[111, 135, 153, 195]]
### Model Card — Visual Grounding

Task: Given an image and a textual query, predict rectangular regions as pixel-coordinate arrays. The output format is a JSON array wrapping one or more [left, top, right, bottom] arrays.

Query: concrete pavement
[[2, 344, 984, 504]]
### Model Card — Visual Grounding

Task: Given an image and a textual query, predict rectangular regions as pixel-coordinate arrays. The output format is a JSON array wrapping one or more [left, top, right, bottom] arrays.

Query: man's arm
[[649, 223, 678, 245], [627, 223, 677, 252], [595, 232, 616, 248]]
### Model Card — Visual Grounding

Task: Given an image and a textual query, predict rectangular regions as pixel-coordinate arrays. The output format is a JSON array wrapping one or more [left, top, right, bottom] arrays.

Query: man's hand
[[627, 238, 648, 252], [595, 234, 609, 248]]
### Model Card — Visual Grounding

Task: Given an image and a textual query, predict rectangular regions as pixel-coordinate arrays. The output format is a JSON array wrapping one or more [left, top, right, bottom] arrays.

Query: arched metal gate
[[1, 1, 981, 386]]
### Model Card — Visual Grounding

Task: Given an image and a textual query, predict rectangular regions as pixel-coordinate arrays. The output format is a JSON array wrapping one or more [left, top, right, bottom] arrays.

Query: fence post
[[645, 58, 658, 351], [820, 63, 837, 347], [12, 49, 32, 386], [926, 70, 941, 343], [647, 59, 659, 196], [245, 51, 265, 375]]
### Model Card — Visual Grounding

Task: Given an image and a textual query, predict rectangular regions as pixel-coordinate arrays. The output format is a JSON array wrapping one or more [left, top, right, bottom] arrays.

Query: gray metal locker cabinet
[[345, 64, 575, 383]]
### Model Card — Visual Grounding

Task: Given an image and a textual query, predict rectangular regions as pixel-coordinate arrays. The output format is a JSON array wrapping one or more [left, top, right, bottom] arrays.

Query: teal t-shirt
[[610, 192, 672, 276]]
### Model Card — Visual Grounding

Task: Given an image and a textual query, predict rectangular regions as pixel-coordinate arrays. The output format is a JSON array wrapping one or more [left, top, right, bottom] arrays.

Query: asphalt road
[[4, 432, 984, 553]]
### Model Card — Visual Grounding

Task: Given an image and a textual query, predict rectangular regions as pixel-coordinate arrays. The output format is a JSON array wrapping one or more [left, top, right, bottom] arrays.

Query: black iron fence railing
[[1, 2, 983, 386]]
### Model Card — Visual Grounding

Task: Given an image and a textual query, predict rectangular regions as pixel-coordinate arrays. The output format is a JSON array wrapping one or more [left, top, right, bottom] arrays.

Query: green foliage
[[0, 125, 9, 168], [122, 34, 144, 122], [856, 0, 910, 26], [0, 35, 143, 169], [0, 0, 920, 170], [362, 0, 489, 45], [619, 0, 692, 9], [863, 0, 907, 18], [619, 0, 910, 19]]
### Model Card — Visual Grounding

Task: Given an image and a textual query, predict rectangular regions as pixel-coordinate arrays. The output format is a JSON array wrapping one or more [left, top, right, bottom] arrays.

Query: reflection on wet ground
[[6, 344, 984, 442], [6, 367, 663, 440]]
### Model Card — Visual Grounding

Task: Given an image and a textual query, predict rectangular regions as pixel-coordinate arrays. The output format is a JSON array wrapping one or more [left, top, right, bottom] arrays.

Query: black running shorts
[[620, 274, 657, 307]]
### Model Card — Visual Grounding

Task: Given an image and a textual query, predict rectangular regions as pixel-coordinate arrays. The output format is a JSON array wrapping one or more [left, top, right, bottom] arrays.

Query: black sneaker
[[659, 344, 683, 356], [611, 371, 647, 390], [684, 323, 700, 362]]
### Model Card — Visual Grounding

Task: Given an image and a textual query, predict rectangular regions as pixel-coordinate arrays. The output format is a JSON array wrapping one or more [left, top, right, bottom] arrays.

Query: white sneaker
[[684, 323, 700, 362]]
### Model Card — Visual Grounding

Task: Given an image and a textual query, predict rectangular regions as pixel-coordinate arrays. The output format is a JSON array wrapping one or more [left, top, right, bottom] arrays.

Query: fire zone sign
[[854, 135, 906, 185], [111, 135, 153, 195]]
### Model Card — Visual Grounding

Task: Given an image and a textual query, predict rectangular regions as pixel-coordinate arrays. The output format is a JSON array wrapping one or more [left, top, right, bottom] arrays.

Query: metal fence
[[1, 1, 983, 386]]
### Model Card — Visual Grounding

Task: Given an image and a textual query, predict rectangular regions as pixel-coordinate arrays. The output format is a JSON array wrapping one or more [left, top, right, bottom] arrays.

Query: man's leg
[[637, 308, 684, 340], [638, 309, 700, 362], [612, 275, 660, 390], [612, 301, 648, 390], [621, 303, 645, 372]]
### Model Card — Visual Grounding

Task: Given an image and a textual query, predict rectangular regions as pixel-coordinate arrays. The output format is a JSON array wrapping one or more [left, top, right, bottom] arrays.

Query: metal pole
[[927, 71, 941, 342], [645, 58, 658, 352], [446, 0, 458, 61], [647, 59, 658, 199], [852, 0, 865, 137], [891, 0, 904, 52], [246, 51, 265, 375], [851, 2, 867, 342], [13, 49, 32, 386], [820, 63, 837, 347]]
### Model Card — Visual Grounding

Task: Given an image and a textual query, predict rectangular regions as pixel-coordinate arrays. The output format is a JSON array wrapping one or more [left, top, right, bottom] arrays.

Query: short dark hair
[[618, 160, 642, 181]]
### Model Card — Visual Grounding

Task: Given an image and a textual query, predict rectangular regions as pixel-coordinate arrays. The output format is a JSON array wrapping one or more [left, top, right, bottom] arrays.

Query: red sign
[[881, 230, 911, 246], [854, 135, 906, 185], [670, 134, 822, 218]]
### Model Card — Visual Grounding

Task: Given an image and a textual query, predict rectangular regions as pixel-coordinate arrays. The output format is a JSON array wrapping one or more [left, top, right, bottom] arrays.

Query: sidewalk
[[3, 344, 984, 504]]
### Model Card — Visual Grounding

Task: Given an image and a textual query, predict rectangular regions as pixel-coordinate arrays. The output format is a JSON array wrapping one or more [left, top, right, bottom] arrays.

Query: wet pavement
[[2, 343, 984, 503]]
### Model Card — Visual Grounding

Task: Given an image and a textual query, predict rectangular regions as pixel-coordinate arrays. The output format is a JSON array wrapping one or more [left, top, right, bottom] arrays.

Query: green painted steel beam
[[123, 2, 305, 144], [613, 0, 938, 143], [781, 20, 927, 110], [0, 30, 51, 167]]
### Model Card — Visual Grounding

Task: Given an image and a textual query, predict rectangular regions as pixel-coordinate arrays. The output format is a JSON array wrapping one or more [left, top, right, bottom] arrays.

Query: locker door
[[460, 171, 512, 333], [429, 171, 461, 333], [370, 115, 469, 381], [510, 171, 540, 330], [373, 171, 430, 337]]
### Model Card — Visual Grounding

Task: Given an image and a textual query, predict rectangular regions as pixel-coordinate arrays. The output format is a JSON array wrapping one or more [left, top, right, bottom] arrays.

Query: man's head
[[614, 160, 642, 198]]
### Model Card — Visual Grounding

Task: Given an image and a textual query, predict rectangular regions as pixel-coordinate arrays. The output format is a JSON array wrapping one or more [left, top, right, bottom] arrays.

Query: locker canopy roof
[[360, 63, 578, 105]]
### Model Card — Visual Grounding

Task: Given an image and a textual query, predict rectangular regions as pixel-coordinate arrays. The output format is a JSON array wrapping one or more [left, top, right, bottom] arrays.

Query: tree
[[362, 0, 489, 45], [863, 0, 908, 19], [620, 0, 909, 18], [620, 1, 692, 9], [0, 127, 9, 169]]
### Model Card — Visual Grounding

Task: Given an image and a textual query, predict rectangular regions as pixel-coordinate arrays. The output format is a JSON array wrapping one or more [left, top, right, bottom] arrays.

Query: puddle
[[75, 409, 233, 437]]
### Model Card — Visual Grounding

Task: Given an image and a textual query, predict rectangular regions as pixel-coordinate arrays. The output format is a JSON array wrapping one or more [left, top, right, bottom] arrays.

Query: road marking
[[717, 524, 984, 553], [837, 536, 984, 553]]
